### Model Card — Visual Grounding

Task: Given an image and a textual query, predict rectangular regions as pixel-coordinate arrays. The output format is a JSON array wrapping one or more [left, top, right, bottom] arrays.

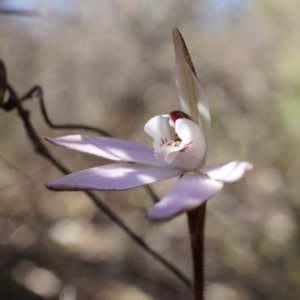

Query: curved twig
[[0, 7, 51, 17], [20, 86, 112, 137], [0, 61, 6, 106]]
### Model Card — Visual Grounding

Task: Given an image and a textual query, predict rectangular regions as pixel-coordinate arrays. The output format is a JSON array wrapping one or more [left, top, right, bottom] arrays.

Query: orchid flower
[[45, 29, 252, 222]]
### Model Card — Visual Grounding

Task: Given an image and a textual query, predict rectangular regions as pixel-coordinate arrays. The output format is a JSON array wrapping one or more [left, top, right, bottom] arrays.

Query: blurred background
[[0, 0, 300, 299]]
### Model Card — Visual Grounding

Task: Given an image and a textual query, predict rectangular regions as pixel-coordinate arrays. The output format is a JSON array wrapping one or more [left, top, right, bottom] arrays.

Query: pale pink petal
[[46, 163, 182, 191], [147, 171, 223, 221], [45, 135, 168, 167], [200, 161, 253, 184], [173, 28, 210, 140]]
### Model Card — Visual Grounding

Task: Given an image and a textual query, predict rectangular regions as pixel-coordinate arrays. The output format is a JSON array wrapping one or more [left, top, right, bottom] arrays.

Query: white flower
[[46, 29, 252, 221]]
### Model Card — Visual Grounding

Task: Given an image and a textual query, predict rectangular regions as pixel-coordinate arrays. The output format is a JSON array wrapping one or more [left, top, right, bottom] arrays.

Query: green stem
[[187, 204, 206, 300]]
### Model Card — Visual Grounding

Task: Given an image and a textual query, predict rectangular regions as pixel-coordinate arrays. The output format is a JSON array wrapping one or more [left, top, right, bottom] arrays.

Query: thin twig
[[20, 86, 112, 137], [0, 7, 51, 17], [3, 82, 191, 289], [0, 61, 6, 106]]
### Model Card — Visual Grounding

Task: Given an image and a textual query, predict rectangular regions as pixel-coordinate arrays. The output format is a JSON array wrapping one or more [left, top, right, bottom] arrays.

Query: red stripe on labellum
[[180, 141, 192, 152]]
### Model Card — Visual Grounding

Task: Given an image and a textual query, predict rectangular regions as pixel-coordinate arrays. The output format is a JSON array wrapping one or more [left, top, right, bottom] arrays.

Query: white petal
[[147, 171, 223, 221], [45, 135, 168, 167], [46, 163, 183, 191], [173, 28, 210, 140], [172, 118, 206, 170], [144, 115, 171, 145], [159, 146, 181, 164], [200, 161, 253, 183]]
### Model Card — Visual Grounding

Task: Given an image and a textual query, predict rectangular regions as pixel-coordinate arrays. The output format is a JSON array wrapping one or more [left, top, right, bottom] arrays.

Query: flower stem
[[187, 204, 206, 300]]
